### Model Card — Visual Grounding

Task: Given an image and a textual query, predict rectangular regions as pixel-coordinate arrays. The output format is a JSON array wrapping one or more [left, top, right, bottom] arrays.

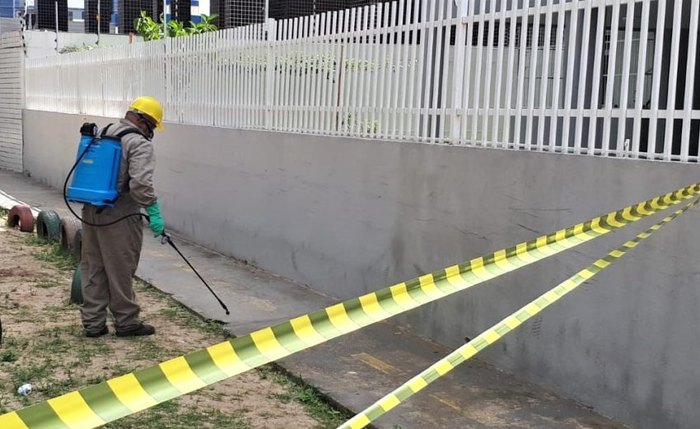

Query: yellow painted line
[[429, 393, 462, 412], [352, 353, 403, 376]]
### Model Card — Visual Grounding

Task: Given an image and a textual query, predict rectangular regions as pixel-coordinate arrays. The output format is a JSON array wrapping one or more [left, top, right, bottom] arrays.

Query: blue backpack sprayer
[[63, 123, 229, 315]]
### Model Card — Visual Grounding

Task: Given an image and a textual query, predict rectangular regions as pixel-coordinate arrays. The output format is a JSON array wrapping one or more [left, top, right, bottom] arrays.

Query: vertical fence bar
[[406, 0, 421, 140], [451, 0, 467, 143], [525, 1, 541, 151], [492, 0, 508, 147], [368, 4, 381, 138], [387, 1, 400, 139], [601, 0, 620, 157], [537, 0, 554, 151], [480, 0, 496, 146], [514, 4, 530, 149], [573, 1, 589, 154], [503, 0, 518, 149], [662, 0, 683, 160], [561, 2, 581, 153], [475, 0, 498, 146], [420, 1, 436, 141], [617, 0, 634, 157], [436, 0, 453, 143], [648, 0, 667, 159], [459, 0, 476, 144], [680, 0, 699, 162], [429, 0, 446, 142], [548, 3, 566, 152], [587, 3, 606, 155], [470, 0, 486, 144], [632, 0, 651, 158], [349, 8, 361, 135]]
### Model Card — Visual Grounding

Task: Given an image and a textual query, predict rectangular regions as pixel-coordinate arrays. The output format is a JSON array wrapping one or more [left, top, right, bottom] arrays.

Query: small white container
[[17, 383, 32, 396]]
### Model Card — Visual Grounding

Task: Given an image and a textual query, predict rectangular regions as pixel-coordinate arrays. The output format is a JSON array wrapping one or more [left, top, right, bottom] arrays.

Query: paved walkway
[[0, 169, 628, 429]]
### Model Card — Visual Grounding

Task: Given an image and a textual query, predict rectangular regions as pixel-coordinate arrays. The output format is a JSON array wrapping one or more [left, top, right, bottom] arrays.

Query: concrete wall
[[23, 30, 139, 58], [22, 109, 700, 429]]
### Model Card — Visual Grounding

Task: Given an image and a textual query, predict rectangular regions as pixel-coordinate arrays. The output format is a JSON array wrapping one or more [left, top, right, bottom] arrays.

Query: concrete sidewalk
[[0, 169, 627, 429]]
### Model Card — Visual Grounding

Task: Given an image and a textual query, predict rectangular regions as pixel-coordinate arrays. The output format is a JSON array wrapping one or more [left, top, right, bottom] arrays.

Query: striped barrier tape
[[0, 183, 698, 429], [338, 197, 700, 429]]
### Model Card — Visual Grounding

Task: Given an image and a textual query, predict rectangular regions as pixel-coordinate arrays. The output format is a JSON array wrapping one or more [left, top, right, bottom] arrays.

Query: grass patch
[[7, 229, 350, 428], [135, 279, 228, 337], [0, 351, 18, 363], [104, 400, 252, 429], [259, 365, 351, 428], [26, 237, 78, 272]]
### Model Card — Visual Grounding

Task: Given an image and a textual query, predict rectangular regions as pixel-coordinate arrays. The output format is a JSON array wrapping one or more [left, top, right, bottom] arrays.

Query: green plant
[[59, 44, 98, 54], [135, 11, 219, 41], [0, 350, 18, 363], [135, 11, 163, 41], [188, 14, 218, 34]]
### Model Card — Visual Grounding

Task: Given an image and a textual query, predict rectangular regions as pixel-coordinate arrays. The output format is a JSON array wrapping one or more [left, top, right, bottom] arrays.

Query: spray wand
[[160, 232, 230, 315]]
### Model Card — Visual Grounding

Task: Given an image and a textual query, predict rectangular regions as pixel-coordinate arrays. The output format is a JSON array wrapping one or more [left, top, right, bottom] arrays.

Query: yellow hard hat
[[129, 96, 164, 130]]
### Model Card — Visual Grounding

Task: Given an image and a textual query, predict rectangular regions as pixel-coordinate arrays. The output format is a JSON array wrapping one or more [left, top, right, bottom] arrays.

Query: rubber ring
[[73, 229, 83, 261], [36, 209, 61, 242], [6, 205, 35, 233], [69, 267, 83, 305], [60, 217, 82, 255]]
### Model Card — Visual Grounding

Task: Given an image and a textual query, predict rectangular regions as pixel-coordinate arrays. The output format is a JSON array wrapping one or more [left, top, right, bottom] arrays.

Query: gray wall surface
[[22, 109, 700, 429]]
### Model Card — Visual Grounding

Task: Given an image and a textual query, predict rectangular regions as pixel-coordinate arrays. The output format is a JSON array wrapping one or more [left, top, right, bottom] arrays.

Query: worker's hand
[[145, 201, 165, 237]]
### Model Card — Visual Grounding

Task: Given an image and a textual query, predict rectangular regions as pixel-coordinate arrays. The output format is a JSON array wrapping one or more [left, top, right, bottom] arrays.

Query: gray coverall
[[80, 119, 157, 333]]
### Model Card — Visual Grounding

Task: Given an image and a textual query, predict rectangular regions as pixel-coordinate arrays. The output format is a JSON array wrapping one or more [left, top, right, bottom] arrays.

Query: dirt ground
[[0, 223, 340, 428]]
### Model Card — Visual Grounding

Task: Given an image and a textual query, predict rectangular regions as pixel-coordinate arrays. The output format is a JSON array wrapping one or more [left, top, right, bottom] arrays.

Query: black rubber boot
[[116, 323, 155, 337]]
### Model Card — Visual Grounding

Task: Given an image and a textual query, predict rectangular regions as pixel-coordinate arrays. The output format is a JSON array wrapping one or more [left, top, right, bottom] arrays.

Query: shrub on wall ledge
[[135, 11, 218, 41]]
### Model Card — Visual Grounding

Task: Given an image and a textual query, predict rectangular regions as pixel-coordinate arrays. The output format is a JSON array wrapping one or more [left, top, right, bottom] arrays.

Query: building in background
[[36, 0, 68, 31], [209, 0, 392, 29], [85, 0, 110, 33]]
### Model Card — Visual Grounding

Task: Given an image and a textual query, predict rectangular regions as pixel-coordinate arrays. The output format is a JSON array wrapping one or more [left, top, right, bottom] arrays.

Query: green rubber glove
[[145, 201, 165, 236]]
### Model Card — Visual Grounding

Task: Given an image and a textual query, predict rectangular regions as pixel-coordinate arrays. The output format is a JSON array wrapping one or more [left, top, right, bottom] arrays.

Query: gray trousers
[[80, 196, 144, 332]]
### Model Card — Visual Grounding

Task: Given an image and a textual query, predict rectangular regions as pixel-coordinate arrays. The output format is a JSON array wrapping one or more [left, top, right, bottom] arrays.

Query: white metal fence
[[25, 0, 700, 162], [0, 32, 24, 172]]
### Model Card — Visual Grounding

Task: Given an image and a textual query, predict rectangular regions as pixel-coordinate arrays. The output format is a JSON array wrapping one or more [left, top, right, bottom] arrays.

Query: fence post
[[265, 18, 276, 131], [450, 0, 468, 143]]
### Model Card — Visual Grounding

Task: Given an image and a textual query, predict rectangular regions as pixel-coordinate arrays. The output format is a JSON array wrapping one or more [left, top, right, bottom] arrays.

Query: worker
[[81, 96, 165, 338]]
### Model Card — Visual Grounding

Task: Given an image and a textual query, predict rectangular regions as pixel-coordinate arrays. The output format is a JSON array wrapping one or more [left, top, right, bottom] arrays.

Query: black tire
[[73, 229, 83, 261], [60, 217, 81, 255], [36, 209, 61, 242], [70, 267, 83, 305], [7, 205, 35, 233]]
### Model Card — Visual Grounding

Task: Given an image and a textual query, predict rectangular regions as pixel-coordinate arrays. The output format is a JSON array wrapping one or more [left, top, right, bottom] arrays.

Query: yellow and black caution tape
[[338, 197, 699, 429], [0, 183, 698, 429]]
